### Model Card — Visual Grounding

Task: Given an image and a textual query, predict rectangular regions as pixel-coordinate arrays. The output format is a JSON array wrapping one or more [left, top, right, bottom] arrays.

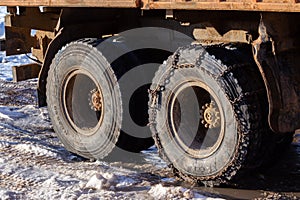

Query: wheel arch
[[251, 13, 300, 133]]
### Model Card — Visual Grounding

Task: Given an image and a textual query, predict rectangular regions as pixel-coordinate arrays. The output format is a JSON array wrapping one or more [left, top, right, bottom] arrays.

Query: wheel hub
[[62, 70, 104, 134], [89, 89, 103, 112], [168, 80, 225, 159], [200, 101, 220, 128]]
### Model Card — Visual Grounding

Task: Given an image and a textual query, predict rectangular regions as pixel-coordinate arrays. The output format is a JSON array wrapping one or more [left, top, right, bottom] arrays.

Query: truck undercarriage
[[0, 0, 299, 185]]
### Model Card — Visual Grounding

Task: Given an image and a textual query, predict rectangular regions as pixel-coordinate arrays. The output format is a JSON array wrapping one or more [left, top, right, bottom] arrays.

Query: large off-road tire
[[148, 44, 270, 186], [47, 40, 122, 159], [47, 38, 164, 159]]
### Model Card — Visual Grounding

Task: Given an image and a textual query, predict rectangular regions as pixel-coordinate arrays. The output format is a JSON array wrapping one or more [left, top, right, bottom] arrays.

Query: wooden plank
[[1, 0, 299, 12], [143, 0, 300, 12], [12, 63, 42, 82], [0, 0, 140, 8], [1, 0, 300, 12]]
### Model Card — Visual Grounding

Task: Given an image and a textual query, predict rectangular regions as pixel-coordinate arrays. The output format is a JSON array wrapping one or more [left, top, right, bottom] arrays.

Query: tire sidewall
[[155, 61, 238, 177], [47, 43, 122, 159]]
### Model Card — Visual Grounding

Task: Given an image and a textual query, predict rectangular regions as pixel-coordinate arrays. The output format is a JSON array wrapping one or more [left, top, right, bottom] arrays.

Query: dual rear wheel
[[47, 41, 292, 185]]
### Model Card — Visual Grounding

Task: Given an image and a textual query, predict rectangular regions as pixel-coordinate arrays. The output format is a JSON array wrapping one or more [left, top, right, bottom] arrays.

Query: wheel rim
[[168, 80, 224, 159], [62, 68, 104, 135]]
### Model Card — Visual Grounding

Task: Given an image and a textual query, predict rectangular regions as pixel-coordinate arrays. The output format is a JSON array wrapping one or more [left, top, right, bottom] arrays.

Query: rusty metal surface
[[0, 0, 140, 8], [252, 14, 300, 133]]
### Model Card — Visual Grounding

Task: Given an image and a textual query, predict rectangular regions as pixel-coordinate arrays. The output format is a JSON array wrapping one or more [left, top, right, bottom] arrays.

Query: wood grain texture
[[0, 0, 140, 8], [0, 0, 299, 12], [143, 0, 300, 12]]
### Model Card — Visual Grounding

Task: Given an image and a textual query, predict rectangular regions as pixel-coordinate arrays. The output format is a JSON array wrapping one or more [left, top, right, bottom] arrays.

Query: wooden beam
[[12, 63, 41, 82], [143, 1, 300, 12], [0, 0, 140, 8], [1, 0, 300, 12]]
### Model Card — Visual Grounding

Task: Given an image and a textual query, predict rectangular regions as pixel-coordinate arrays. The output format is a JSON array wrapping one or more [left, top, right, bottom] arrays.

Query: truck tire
[[46, 40, 123, 160], [148, 44, 270, 186]]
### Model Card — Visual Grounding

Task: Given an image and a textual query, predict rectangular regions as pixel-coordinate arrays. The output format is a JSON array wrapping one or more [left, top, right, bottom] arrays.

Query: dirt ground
[[0, 79, 299, 199]]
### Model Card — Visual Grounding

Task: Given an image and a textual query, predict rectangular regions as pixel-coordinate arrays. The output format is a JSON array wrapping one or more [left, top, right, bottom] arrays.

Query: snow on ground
[[0, 80, 227, 199]]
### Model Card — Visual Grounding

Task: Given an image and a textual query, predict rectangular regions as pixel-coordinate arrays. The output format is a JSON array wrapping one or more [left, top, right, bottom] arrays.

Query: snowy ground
[[0, 81, 228, 200], [0, 6, 299, 200]]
